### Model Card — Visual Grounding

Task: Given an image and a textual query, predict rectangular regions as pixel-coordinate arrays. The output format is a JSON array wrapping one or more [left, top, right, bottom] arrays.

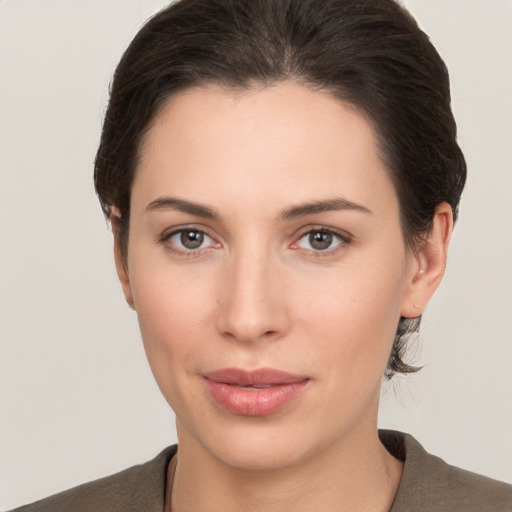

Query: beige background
[[1, 0, 511, 508]]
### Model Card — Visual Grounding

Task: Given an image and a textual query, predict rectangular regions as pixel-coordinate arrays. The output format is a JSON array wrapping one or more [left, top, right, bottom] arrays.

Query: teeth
[[232, 384, 274, 389]]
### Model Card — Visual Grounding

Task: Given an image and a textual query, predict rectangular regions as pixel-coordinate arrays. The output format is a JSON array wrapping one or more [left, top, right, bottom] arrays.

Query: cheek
[[131, 250, 216, 329], [295, 257, 407, 375], [128, 258, 217, 386]]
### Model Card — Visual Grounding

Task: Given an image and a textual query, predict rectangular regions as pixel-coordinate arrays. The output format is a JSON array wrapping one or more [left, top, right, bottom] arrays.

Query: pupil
[[181, 230, 204, 249], [310, 231, 332, 250]]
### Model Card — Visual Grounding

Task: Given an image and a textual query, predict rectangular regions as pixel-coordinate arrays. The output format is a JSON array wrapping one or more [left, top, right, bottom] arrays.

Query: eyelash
[[158, 226, 219, 258], [158, 226, 352, 258], [293, 227, 352, 258]]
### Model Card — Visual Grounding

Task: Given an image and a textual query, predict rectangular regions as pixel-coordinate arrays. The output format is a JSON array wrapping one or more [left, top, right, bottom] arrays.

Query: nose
[[215, 248, 290, 344]]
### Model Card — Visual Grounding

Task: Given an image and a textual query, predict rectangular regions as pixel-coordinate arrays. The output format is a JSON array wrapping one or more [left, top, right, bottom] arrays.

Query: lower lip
[[203, 379, 309, 417]]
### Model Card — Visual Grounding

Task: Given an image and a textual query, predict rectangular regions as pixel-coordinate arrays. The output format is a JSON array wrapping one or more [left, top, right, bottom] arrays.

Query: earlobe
[[111, 210, 135, 310], [401, 202, 453, 318]]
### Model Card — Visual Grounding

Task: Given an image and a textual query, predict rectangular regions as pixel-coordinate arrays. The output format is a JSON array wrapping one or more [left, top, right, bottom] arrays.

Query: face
[[116, 81, 428, 470]]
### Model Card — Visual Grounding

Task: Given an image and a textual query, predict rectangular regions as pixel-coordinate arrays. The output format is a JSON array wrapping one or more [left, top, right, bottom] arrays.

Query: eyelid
[[159, 223, 214, 241], [295, 225, 353, 242]]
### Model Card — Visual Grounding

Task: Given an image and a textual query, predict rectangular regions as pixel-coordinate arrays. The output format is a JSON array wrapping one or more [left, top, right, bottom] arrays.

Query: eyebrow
[[145, 197, 218, 219], [144, 196, 371, 221], [279, 198, 372, 221]]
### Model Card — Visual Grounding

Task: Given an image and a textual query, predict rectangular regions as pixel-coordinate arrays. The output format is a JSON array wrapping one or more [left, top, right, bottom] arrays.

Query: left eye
[[169, 229, 215, 250], [296, 230, 343, 251]]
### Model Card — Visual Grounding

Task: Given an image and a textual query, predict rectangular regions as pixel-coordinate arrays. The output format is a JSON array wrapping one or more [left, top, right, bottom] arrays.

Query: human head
[[94, 0, 466, 376]]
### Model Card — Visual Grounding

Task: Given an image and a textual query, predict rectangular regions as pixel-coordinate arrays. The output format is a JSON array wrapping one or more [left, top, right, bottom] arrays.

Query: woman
[[9, 0, 512, 511]]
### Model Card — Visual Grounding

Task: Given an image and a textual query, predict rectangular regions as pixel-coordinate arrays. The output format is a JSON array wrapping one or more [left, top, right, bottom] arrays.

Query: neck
[[168, 424, 403, 512]]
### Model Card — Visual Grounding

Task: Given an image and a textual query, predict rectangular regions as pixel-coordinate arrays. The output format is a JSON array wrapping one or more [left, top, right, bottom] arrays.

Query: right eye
[[160, 228, 219, 254]]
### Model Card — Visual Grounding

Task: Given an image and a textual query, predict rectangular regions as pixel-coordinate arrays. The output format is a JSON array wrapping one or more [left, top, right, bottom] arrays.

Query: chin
[[210, 428, 313, 471], [181, 409, 327, 472]]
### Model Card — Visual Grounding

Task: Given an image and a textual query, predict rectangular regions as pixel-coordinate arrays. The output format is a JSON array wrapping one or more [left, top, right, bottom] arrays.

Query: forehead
[[133, 81, 397, 217]]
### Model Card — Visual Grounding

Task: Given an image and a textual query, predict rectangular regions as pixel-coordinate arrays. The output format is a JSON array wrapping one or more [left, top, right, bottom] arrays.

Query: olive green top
[[9, 430, 512, 512]]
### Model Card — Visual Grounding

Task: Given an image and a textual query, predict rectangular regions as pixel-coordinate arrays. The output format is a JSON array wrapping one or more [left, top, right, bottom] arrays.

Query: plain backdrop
[[1, 0, 511, 508]]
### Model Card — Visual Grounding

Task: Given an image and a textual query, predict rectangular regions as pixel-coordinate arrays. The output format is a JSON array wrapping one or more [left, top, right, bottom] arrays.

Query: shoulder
[[380, 430, 512, 512], [8, 445, 177, 512]]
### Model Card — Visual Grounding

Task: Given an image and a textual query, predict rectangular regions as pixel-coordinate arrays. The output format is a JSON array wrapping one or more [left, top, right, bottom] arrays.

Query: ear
[[111, 209, 135, 310], [401, 202, 453, 318]]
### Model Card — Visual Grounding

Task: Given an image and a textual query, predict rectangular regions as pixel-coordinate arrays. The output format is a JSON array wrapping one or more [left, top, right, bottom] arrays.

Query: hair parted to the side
[[94, 0, 466, 378]]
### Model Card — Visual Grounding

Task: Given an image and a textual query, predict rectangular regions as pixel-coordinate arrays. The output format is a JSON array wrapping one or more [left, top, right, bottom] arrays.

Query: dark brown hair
[[94, 0, 466, 377]]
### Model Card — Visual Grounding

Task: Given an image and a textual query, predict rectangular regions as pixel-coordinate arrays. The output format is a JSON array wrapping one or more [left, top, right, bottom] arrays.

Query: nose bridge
[[216, 239, 288, 343]]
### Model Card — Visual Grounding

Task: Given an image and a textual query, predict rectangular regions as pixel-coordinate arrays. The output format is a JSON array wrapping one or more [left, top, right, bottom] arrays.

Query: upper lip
[[203, 367, 309, 386]]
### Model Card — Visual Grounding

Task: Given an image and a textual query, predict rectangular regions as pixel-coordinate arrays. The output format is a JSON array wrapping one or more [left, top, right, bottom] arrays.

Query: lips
[[202, 368, 310, 417]]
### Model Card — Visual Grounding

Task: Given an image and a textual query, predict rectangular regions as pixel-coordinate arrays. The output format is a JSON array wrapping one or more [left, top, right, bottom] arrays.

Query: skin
[[113, 81, 452, 511]]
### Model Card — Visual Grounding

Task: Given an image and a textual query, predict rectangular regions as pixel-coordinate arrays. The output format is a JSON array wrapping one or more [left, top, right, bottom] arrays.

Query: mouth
[[202, 368, 310, 417]]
